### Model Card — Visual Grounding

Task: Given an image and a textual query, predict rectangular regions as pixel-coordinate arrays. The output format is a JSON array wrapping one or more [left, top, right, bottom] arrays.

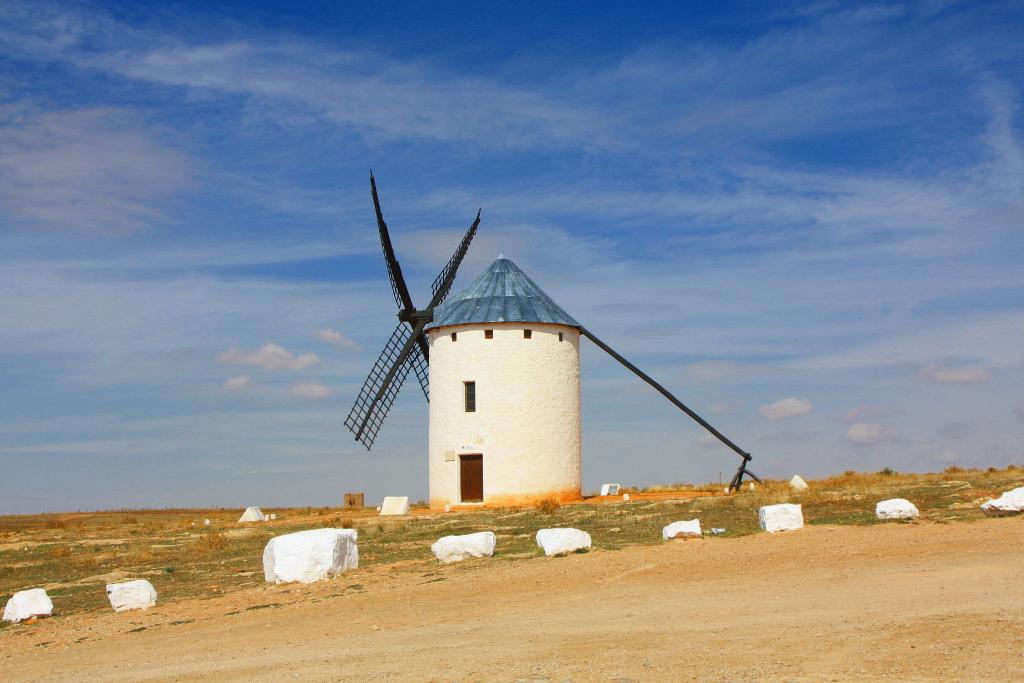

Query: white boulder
[[3, 588, 53, 623], [875, 498, 919, 520], [238, 506, 264, 523], [759, 503, 804, 532], [536, 528, 591, 556], [662, 519, 702, 540], [263, 528, 359, 584], [379, 496, 410, 516], [106, 580, 157, 612], [789, 475, 809, 491], [431, 531, 496, 563], [981, 487, 1024, 516]]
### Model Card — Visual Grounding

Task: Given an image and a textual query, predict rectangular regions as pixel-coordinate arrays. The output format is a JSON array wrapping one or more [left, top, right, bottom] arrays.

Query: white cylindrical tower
[[426, 258, 582, 510]]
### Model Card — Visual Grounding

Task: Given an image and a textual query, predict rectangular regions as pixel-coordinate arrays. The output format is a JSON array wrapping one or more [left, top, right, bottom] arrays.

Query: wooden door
[[460, 454, 483, 502]]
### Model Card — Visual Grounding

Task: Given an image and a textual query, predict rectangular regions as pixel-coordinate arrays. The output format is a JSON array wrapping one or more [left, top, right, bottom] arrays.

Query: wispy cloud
[[223, 375, 251, 391], [685, 361, 784, 383], [0, 5, 608, 149], [845, 422, 890, 446], [916, 360, 991, 385], [216, 343, 319, 371], [315, 329, 360, 352], [759, 398, 814, 420], [289, 381, 331, 399], [0, 105, 193, 234]]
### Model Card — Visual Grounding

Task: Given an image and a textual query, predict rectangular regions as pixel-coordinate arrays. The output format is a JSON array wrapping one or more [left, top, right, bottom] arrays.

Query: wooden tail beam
[[579, 326, 761, 491]]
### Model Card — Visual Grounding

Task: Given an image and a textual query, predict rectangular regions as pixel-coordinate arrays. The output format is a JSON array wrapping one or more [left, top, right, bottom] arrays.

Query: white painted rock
[[789, 475, 809, 491], [662, 519, 702, 540], [3, 588, 53, 622], [600, 483, 620, 496], [263, 528, 359, 584], [379, 496, 410, 516], [536, 528, 591, 556], [238, 506, 264, 523], [981, 487, 1024, 516], [263, 514, 270, 521], [875, 498, 919, 520], [203, 519, 210, 526], [106, 579, 157, 612], [431, 531, 496, 563], [270, 513, 277, 520], [759, 503, 804, 532]]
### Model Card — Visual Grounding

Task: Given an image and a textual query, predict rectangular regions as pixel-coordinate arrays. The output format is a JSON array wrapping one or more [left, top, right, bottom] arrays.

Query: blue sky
[[1, 1, 1022, 513]]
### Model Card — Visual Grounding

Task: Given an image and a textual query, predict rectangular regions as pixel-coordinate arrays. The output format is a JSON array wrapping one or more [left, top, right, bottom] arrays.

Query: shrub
[[536, 498, 561, 514], [197, 532, 229, 553], [49, 544, 71, 560], [879, 467, 896, 476], [944, 465, 964, 474]]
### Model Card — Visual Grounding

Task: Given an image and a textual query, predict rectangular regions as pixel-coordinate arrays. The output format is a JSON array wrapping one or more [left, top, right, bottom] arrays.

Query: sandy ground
[[2, 518, 1022, 682]]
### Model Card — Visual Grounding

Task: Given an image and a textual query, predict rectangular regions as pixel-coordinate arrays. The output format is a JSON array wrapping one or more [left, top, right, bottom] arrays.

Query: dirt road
[[2, 519, 1022, 681]]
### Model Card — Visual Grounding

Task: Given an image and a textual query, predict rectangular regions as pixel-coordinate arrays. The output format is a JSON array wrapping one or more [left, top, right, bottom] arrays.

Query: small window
[[464, 381, 476, 412], [484, 330, 493, 339], [523, 329, 532, 339], [558, 332, 563, 342], [451, 332, 457, 342]]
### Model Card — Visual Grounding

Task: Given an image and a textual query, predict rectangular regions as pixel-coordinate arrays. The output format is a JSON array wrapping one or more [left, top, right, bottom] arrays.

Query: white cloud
[[759, 397, 814, 420], [289, 381, 331, 399], [223, 375, 251, 391], [315, 328, 360, 352], [845, 422, 888, 446], [216, 343, 319, 371], [916, 361, 991, 385], [0, 105, 192, 234]]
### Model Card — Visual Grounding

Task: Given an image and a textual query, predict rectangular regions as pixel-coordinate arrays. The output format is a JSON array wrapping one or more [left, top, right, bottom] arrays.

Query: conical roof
[[427, 257, 579, 330]]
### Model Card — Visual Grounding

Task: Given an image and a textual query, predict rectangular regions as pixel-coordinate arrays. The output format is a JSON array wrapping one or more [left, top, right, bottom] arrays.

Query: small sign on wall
[[444, 450, 456, 462]]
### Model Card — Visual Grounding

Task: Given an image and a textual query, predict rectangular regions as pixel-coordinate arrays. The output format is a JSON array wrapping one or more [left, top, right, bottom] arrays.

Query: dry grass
[[1, 466, 1021, 618], [535, 498, 561, 514]]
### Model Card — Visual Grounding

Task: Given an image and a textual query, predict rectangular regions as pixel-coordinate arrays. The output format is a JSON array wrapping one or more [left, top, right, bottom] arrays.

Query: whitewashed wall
[[427, 322, 581, 509]]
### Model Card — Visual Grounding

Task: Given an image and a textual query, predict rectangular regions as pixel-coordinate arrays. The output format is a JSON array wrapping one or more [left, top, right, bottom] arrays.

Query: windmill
[[345, 175, 760, 506]]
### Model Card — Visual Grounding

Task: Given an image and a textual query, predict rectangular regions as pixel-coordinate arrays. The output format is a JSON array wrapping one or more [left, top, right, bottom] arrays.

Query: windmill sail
[[344, 322, 419, 450], [370, 173, 415, 314], [344, 176, 481, 449], [431, 210, 481, 305]]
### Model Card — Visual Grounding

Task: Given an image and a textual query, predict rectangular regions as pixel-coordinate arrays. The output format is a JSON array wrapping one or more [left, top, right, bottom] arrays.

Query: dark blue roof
[[427, 257, 580, 330]]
